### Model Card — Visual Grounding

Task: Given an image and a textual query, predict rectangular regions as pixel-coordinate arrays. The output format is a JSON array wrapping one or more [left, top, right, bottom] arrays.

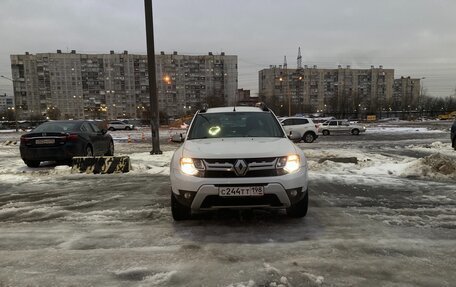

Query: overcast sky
[[1, 0, 455, 97]]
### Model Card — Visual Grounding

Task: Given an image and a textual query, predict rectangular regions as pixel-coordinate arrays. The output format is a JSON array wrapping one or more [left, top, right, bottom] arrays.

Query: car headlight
[[180, 157, 204, 176], [276, 154, 300, 174]]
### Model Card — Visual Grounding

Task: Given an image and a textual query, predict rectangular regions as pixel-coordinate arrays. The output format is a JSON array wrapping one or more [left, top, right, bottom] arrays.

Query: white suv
[[170, 105, 309, 220], [279, 117, 318, 143], [107, 120, 134, 131]]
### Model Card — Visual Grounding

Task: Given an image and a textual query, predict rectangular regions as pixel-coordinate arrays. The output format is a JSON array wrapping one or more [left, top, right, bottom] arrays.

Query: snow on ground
[[366, 126, 446, 134], [304, 143, 456, 183], [128, 151, 173, 175], [108, 127, 186, 142], [0, 143, 175, 184], [406, 140, 456, 156], [0, 124, 456, 286]]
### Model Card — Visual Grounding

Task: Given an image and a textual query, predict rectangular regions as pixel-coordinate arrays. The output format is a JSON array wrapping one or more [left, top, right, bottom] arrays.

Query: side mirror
[[287, 131, 301, 142], [101, 129, 107, 135], [171, 133, 185, 143]]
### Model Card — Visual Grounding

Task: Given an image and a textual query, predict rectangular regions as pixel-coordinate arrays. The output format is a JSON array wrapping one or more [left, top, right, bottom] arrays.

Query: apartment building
[[259, 65, 397, 116], [0, 93, 14, 112], [393, 77, 421, 111], [10, 50, 237, 119]]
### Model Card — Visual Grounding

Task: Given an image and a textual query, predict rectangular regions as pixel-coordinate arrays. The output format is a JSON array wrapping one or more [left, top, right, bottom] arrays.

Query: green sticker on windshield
[[208, 126, 221, 136]]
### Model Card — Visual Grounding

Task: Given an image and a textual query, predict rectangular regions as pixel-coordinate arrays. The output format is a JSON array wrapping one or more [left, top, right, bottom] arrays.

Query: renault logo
[[234, 160, 248, 176]]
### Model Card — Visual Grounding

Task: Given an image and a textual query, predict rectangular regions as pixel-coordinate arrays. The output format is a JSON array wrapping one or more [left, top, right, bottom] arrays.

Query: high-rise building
[[10, 50, 237, 120], [259, 65, 395, 116], [0, 93, 14, 112], [393, 77, 421, 111]]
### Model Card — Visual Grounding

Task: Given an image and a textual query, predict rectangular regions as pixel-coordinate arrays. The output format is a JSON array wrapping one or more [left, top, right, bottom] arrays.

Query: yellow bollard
[[141, 132, 145, 142], [128, 134, 131, 144]]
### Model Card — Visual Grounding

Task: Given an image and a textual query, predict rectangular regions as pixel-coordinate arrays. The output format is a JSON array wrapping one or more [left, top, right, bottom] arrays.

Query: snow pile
[[402, 153, 456, 180], [367, 127, 445, 134], [128, 151, 173, 175], [142, 270, 178, 286], [406, 141, 455, 157], [307, 147, 456, 182]]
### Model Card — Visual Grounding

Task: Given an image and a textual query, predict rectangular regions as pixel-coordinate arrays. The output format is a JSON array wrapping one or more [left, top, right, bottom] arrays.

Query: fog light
[[184, 192, 192, 199], [290, 190, 298, 197]]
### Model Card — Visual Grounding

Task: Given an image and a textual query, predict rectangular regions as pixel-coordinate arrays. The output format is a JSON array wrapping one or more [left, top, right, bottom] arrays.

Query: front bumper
[[171, 167, 308, 210]]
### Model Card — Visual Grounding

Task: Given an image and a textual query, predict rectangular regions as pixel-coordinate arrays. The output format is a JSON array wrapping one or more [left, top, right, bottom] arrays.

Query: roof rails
[[255, 102, 269, 112], [199, 103, 209, 113]]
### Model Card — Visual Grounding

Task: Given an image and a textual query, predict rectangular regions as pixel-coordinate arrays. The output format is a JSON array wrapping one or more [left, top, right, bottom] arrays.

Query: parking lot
[[0, 121, 455, 286]]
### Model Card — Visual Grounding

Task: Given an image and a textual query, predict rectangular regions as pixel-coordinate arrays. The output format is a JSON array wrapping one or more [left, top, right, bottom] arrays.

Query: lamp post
[[1, 75, 19, 132], [144, 0, 162, 155]]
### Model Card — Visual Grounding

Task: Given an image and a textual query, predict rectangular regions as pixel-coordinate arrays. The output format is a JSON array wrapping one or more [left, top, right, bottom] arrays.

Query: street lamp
[[163, 75, 171, 85], [0, 75, 19, 132]]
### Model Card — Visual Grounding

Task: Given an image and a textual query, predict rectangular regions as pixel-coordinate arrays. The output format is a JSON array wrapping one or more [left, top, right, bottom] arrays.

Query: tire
[[105, 141, 114, 156], [24, 160, 40, 168], [171, 192, 191, 221], [351, 129, 360, 135], [303, 132, 316, 143], [108, 127, 115, 131], [322, 130, 330, 136], [125, 126, 131, 130], [85, 145, 93, 157], [286, 190, 308, 218]]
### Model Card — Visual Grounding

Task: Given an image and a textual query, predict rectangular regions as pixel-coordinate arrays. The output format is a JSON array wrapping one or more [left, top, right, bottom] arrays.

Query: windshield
[[187, 112, 285, 139], [32, 122, 79, 133]]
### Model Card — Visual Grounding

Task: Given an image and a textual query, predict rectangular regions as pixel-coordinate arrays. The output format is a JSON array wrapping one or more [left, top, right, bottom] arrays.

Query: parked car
[[20, 120, 114, 167], [170, 104, 309, 220], [107, 120, 134, 131], [279, 117, 318, 143], [318, 120, 366, 135], [451, 119, 456, 150], [437, 111, 456, 120]]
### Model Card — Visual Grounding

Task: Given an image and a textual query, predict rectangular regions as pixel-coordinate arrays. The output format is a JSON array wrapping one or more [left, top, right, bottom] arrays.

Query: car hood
[[182, 137, 297, 158]]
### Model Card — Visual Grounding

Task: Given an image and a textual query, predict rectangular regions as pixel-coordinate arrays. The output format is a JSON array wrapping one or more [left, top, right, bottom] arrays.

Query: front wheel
[[303, 132, 316, 143], [351, 129, 360, 135], [171, 192, 191, 221], [125, 126, 131, 130], [108, 127, 115, 131], [286, 190, 308, 218], [322, 130, 330, 136], [24, 160, 40, 168]]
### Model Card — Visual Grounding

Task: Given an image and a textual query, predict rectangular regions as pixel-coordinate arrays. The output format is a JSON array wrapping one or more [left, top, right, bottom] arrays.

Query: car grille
[[201, 157, 281, 178], [200, 194, 283, 208]]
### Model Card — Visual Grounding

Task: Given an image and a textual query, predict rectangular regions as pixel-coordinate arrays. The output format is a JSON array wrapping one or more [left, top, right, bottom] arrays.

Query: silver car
[[107, 120, 134, 131], [318, 120, 366, 135]]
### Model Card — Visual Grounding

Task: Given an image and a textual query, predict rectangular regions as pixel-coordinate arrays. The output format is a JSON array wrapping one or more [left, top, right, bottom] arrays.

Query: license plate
[[35, 139, 55, 144], [219, 186, 264, 197]]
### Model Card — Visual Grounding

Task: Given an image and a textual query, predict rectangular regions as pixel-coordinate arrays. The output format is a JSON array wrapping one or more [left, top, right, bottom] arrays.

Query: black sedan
[[20, 120, 114, 167]]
